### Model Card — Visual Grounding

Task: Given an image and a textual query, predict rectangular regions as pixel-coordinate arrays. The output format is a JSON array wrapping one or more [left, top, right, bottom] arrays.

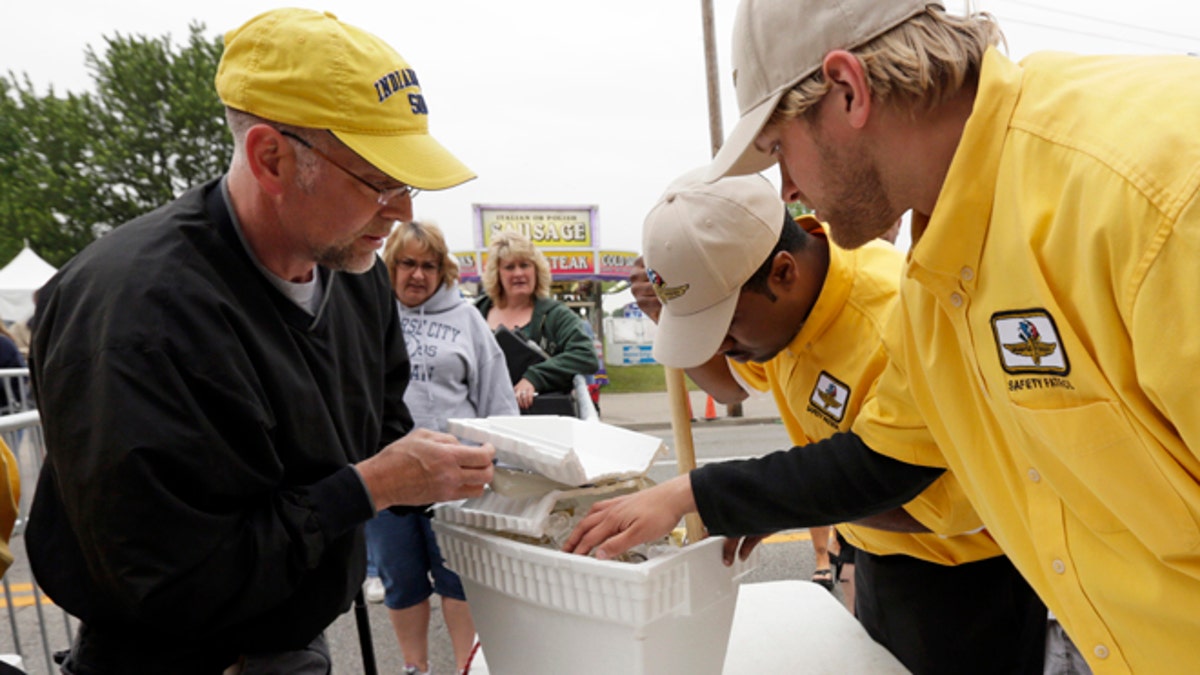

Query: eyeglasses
[[396, 258, 441, 274], [278, 130, 420, 205]]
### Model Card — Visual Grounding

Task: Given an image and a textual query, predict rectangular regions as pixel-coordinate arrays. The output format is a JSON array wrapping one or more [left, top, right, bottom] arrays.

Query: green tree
[[786, 201, 813, 219], [0, 76, 103, 266], [0, 22, 230, 267]]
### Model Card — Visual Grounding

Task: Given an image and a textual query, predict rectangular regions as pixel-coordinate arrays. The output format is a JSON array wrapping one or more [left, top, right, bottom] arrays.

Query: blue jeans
[[364, 511, 465, 610]]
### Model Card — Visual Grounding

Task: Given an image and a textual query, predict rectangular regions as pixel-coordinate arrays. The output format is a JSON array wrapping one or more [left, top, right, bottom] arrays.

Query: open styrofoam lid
[[448, 416, 667, 487]]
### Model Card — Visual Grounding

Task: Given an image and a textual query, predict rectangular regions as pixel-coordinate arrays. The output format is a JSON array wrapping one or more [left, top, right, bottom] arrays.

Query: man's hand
[[629, 256, 662, 323], [562, 474, 698, 559], [721, 535, 765, 566], [356, 428, 495, 511]]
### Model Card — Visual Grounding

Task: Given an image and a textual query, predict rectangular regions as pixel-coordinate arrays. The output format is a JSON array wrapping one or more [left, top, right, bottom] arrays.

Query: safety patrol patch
[[646, 267, 689, 304], [808, 371, 850, 424], [990, 309, 1070, 376]]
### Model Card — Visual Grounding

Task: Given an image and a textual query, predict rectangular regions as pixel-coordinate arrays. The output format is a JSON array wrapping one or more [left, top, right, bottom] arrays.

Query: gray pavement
[[598, 389, 782, 432]]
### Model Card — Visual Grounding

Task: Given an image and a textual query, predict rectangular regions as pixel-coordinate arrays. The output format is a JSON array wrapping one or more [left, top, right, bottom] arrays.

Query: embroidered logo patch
[[646, 267, 689, 304], [809, 371, 850, 424], [991, 309, 1070, 375]]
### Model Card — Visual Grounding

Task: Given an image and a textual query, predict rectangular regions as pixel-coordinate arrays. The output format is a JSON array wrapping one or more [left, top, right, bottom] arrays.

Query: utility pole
[[701, 0, 725, 157], [701, 0, 743, 418]]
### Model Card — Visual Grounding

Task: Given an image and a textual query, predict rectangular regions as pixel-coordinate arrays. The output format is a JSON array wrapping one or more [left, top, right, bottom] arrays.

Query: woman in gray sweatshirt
[[368, 221, 518, 675]]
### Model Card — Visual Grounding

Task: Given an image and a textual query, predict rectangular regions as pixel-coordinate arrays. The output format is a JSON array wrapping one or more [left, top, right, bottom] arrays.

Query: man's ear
[[821, 50, 871, 130], [769, 250, 798, 291], [244, 125, 290, 197]]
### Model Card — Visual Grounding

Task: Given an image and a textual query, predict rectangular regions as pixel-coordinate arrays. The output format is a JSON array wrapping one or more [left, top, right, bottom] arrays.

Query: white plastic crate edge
[[432, 519, 756, 628], [433, 492, 560, 538]]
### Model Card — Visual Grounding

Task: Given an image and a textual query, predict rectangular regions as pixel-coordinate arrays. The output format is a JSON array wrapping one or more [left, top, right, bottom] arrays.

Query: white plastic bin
[[433, 519, 750, 675]]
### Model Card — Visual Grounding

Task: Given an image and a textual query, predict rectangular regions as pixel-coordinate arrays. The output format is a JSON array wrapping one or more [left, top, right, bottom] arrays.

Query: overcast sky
[[5, 0, 1200, 258]]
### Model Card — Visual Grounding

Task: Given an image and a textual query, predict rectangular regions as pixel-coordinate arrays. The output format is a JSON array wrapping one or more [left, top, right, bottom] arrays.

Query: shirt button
[[1028, 468, 1041, 483], [961, 266, 975, 281], [1052, 559, 1066, 574], [950, 293, 963, 307], [1093, 645, 1109, 659]]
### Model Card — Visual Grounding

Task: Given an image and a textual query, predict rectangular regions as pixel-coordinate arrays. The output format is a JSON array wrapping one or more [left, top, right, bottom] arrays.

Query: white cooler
[[434, 519, 751, 675]]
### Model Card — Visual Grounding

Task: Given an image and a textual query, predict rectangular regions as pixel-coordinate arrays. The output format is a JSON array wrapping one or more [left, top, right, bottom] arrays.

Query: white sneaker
[[363, 576, 385, 604]]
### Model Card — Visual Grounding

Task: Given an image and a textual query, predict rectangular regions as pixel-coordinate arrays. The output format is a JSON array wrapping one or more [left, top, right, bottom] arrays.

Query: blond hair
[[482, 230, 552, 307], [383, 220, 460, 291], [770, 7, 1004, 125]]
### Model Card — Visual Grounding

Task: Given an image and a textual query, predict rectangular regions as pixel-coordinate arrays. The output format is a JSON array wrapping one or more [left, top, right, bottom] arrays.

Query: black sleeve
[[690, 431, 944, 537]]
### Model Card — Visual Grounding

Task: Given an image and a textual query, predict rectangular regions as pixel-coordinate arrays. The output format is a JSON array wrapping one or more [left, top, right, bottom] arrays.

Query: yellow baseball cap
[[216, 8, 474, 190]]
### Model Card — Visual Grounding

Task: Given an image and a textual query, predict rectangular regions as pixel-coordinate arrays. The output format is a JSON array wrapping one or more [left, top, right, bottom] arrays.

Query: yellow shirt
[[730, 225, 999, 564], [0, 438, 19, 576], [855, 49, 1200, 673]]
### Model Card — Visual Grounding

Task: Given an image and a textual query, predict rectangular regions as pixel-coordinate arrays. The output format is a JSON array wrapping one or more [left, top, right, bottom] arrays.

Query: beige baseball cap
[[216, 8, 474, 190], [709, 0, 942, 180], [642, 168, 784, 368]]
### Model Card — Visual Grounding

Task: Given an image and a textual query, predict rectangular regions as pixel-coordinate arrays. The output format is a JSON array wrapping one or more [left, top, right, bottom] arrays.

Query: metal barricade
[[573, 374, 599, 422], [0, 410, 73, 674], [0, 369, 33, 416]]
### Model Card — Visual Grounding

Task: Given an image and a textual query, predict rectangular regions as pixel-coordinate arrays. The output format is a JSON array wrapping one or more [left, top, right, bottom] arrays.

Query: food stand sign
[[475, 205, 597, 249], [597, 251, 639, 279], [458, 205, 634, 282]]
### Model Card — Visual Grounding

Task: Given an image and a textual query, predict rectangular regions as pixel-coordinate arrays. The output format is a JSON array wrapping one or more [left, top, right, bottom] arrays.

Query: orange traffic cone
[[704, 395, 718, 421]]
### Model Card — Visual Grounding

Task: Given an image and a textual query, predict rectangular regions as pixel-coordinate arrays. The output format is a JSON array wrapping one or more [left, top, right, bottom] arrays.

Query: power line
[[1000, 16, 1197, 53], [988, 0, 1200, 45]]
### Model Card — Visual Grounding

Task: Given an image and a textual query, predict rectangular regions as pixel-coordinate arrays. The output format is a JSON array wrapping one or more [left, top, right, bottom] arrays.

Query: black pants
[[854, 552, 1047, 675]]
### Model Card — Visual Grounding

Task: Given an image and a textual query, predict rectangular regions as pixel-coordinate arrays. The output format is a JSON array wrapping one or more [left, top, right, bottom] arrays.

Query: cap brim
[[652, 290, 739, 369], [706, 90, 784, 182], [334, 130, 476, 191]]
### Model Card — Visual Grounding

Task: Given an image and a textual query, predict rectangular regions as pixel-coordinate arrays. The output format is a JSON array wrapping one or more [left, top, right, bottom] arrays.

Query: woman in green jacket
[[475, 231, 598, 410]]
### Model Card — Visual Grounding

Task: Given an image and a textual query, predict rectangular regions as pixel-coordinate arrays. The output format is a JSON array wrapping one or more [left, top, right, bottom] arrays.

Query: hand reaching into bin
[[562, 474, 698, 561]]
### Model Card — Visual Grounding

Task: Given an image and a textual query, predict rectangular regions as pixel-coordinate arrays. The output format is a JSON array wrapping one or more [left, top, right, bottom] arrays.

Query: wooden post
[[665, 367, 705, 542]]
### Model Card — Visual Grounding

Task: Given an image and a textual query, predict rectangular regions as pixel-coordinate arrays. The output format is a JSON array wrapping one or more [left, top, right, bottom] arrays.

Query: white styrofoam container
[[448, 415, 666, 487], [434, 519, 753, 675], [434, 478, 643, 538]]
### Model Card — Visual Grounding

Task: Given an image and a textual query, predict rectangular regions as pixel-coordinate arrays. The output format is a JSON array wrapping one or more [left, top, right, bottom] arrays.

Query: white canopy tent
[[0, 246, 57, 323]]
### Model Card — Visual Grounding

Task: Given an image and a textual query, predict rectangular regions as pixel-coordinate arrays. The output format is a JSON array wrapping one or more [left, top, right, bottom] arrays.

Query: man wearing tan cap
[[578, 0, 1200, 671], [26, 9, 493, 673], [572, 170, 1046, 673]]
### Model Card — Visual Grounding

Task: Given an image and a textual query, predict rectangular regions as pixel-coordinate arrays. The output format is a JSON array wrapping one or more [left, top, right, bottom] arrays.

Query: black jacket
[[27, 178, 411, 672]]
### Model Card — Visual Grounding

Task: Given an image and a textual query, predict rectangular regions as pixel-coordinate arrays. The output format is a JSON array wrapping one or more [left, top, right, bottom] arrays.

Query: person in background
[[475, 230, 597, 410], [7, 290, 37, 359], [25, 9, 493, 673], [368, 221, 518, 675], [618, 170, 1045, 673], [0, 323, 27, 415]]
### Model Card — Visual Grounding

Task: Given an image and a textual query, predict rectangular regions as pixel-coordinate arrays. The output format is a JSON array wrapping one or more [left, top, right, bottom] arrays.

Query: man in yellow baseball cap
[[27, 9, 494, 673], [217, 8, 474, 192]]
